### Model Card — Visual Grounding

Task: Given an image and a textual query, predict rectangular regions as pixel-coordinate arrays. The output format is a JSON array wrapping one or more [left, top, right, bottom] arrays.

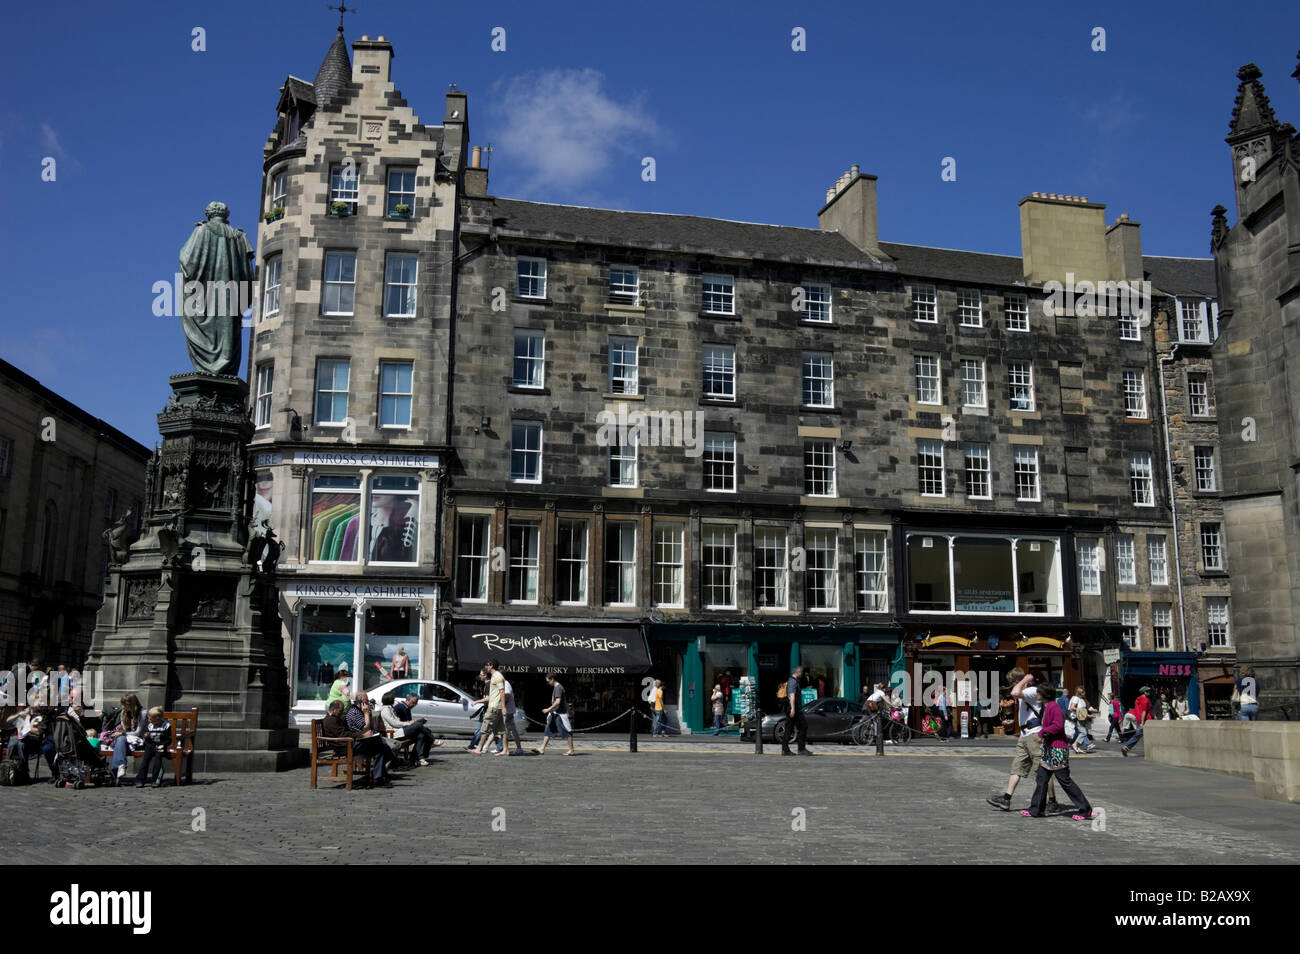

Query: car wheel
[[774, 720, 792, 745]]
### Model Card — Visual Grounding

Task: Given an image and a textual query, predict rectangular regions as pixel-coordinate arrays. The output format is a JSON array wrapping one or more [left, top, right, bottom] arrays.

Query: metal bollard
[[629, 706, 638, 753], [876, 713, 885, 756], [753, 707, 763, 755]]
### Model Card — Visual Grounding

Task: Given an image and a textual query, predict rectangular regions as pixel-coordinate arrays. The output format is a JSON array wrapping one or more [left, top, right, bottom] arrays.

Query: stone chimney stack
[[1018, 192, 1110, 285], [817, 165, 879, 253], [1105, 213, 1144, 282], [464, 144, 489, 197], [352, 35, 394, 85]]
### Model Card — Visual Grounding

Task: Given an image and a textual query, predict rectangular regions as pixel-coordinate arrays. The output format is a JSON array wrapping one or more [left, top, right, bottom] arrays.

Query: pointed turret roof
[[312, 32, 352, 111], [1227, 63, 1279, 142]]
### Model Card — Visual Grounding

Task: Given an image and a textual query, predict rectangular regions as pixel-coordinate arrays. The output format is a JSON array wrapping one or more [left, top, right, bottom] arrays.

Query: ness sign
[[49, 885, 151, 934]]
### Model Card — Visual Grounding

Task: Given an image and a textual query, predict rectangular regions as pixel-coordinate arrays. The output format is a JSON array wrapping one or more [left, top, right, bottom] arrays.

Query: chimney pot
[[361, 35, 370, 41], [825, 188, 835, 203], [850, 164, 860, 176], [377, 36, 386, 41]]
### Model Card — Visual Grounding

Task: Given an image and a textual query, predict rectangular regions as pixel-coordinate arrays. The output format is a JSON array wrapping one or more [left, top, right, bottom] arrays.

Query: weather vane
[[327, 3, 355, 33]]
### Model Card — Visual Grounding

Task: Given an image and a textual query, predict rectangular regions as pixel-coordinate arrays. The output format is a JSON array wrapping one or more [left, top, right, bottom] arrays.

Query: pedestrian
[[1173, 692, 1190, 719], [987, 668, 1058, 812], [1020, 685, 1097, 821], [1069, 688, 1097, 753], [936, 684, 952, 741], [326, 666, 351, 708], [1105, 694, 1123, 742], [537, 673, 575, 755], [502, 674, 525, 754], [780, 666, 811, 756], [1235, 667, 1259, 721], [474, 659, 509, 756], [651, 679, 667, 736], [1120, 686, 1154, 756], [711, 684, 726, 735]]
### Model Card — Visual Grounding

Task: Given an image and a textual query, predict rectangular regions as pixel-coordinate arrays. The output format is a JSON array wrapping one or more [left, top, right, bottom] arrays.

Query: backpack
[[0, 758, 29, 787], [776, 682, 788, 701]]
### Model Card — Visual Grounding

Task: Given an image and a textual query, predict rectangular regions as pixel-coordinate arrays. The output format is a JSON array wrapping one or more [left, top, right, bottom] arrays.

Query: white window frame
[[609, 336, 639, 395], [652, 523, 685, 608], [805, 528, 839, 612], [609, 440, 638, 488], [804, 440, 836, 497], [261, 254, 282, 320], [1122, 368, 1147, 418], [1194, 446, 1217, 492], [609, 265, 639, 303], [702, 524, 738, 610], [1008, 361, 1035, 411], [701, 273, 735, 315], [385, 166, 417, 215], [1076, 539, 1101, 595], [455, 514, 490, 602], [803, 282, 832, 323], [314, 358, 350, 426], [802, 352, 834, 408], [1177, 298, 1210, 344], [1005, 293, 1029, 332], [1129, 452, 1154, 507], [754, 527, 789, 610], [383, 252, 419, 318], [322, 250, 357, 316], [703, 432, 736, 492], [958, 288, 982, 328], [378, 360, 413, 429], [555, 519, 589, 606], [854, 530, 888, 613], [1013, 446, 1040, 502], [255, 364, 274, 429], [915, 353, 942, 405], [270, 170, 288, 213], [1188, 373, 1211, 418], [1119, 603, 1140, 648], [960, 358, 987, 409], [1153, 604, 1173, 650], [517, 258, 547, 299], [1207, 597, 1230, 648], [1147, 535, 1168, 586], [509, 421, 543, 483], [1116, 534, 1136, 585], [912, 285, 937, 323], [1201, 523, 1224, 571], [1118, 310, 1141, 341], [512, 330, 545, 389], [918, 440, 946, 497], [702, 344, 736, 401], [604, 521, 638, 606], [329, 163, 358, 210], [507, 521, 541, 604], [964, 444, 991, 500]]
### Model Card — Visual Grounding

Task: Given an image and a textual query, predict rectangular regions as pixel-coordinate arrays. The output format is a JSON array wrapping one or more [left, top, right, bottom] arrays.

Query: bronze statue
[[102, 509, 135, 564], [178, 201, 255, 376]]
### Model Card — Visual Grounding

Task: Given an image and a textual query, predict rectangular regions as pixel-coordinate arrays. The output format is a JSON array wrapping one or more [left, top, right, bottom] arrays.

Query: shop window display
[[310, 475, 362, 562], [296, 605, 354, 703], [368, 475, 419, 564]]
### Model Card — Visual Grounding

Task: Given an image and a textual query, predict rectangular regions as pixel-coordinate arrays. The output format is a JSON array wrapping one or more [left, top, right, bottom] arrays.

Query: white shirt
[[1017, 686, 1043, 737], [503, 680, 516, 717], [867, 688, 888, 706]]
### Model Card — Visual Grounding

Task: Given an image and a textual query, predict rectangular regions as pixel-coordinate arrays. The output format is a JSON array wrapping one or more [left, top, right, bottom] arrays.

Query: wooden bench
[[128, 708, 197, 786], [383, 727, 416, 765], [310, 719, 372, 790]]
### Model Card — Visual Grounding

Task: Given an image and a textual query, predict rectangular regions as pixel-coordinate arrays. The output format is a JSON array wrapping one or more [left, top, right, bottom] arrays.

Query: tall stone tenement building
[[0, 359, 150, 667], [1210, 57, 1300, 711], [244, 27, 468, 721], [253, 26, 1236, 729]]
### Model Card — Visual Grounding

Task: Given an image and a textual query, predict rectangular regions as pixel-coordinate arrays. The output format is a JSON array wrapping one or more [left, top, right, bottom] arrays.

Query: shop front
[[1120, 651, 1200, 716], [449, 619, 651, 730], [1198, 658, 1237, 720], [285, 581, 436, 725], [900, 627, 1089, 736], [647, 622, 902, 734]]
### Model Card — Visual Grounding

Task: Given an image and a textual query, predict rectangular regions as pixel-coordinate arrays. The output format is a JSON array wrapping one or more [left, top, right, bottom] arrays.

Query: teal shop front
[[647, 623, 903, 733]]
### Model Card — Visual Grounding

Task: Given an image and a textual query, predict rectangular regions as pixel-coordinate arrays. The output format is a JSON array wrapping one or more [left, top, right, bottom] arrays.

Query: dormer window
[[1177, 298, 1219, 344], [287, 111, 300, 144]]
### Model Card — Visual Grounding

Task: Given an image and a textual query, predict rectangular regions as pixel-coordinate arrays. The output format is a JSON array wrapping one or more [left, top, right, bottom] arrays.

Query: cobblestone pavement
[[6, 740, 1297, 864]]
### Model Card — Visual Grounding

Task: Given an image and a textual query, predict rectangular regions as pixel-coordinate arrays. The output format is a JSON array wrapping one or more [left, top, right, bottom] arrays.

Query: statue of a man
[[178, 202, 255, 376]]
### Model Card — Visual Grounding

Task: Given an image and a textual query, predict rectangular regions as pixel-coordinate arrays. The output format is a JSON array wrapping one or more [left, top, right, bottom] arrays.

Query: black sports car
[[740, 697, 868, 744]]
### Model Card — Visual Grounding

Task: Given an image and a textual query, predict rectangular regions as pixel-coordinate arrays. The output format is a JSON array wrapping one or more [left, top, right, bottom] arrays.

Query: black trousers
[[782, 708, 809, 752], [1027, 763, 1091, 816]]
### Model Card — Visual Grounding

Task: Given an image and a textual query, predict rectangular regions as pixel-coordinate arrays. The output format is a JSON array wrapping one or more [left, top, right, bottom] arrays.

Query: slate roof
[[879, 242, 1025, 286], [282, 76, 315, 107], [1142, 255, 1216, 297], [471, 197, 893, 269], [312, 33, 352, 111]]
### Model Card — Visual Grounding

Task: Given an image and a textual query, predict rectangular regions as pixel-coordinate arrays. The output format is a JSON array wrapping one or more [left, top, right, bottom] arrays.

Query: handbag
[[1040, 742, 1069, 772]]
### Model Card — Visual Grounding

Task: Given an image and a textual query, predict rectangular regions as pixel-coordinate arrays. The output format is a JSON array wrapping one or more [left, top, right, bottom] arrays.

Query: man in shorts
[[986, 668, 1057, 812], [474, 659, 508, 757]]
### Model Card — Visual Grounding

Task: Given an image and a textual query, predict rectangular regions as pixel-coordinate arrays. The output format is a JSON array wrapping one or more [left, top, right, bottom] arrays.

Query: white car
[[367, 679, 526, 738]]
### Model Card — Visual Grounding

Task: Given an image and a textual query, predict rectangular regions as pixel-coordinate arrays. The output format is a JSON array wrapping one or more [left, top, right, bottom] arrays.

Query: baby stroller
[[50, 714, 113, 788]]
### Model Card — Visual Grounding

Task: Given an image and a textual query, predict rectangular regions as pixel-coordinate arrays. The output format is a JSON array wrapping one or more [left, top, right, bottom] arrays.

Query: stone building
[[1210, 58, 1300, 712], [442, 161, 1226, 730], [0, 358, 149, 667], [243, 28, 468, 722]]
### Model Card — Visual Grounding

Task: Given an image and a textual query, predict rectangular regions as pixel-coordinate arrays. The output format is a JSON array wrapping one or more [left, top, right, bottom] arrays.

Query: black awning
[[451, 621, 651, 675]]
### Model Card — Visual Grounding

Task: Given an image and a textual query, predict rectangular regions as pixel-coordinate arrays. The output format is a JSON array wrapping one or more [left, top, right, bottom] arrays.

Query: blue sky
[[0, 0, 1295, 446]]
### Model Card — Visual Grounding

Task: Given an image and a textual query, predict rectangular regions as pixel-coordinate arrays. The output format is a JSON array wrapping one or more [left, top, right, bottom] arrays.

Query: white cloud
[[40, 122, 68, 159], [488, 69, 660, 198]]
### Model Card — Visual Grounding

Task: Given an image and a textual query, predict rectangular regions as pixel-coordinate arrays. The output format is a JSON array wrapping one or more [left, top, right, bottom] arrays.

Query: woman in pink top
[[1021, 685, 1096, 820]]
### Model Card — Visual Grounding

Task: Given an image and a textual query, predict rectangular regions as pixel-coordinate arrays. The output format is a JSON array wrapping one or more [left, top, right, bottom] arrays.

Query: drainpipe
[[1158, 341, 1189, 652]]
